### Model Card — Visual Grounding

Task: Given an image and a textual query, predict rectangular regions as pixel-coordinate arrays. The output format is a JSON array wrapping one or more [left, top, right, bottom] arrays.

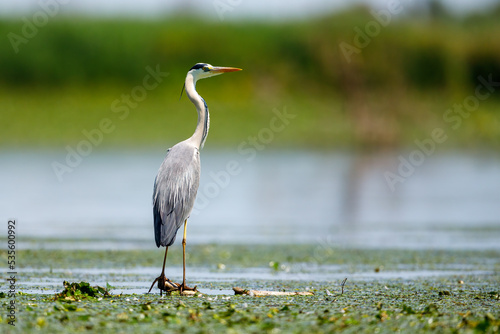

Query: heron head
[[188, 63, 242, 81]]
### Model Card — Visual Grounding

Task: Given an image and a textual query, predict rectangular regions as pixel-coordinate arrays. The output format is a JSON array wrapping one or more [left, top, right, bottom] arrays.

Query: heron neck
[[185, 74, 210, 149]]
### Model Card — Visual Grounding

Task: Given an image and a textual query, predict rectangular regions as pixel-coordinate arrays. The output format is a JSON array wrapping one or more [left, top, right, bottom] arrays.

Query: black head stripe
[[190, 63, 208, 71]]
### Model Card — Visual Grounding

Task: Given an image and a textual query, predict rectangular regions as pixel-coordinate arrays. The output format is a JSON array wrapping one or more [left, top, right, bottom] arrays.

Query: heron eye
[[203, 66, 210, 72]]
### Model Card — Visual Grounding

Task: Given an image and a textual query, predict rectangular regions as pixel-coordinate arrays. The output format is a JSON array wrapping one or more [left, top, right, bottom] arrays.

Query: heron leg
[[148, 246, 180, 295], [179, 220, 197, 292]]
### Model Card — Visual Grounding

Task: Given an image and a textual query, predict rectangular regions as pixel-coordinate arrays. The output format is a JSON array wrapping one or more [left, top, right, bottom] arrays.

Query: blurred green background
[[1, 4, 500, 150]]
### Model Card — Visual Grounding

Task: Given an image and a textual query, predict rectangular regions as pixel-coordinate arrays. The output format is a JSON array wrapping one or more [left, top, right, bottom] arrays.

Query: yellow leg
[[182, 220, 187, 287], [180, 220, 196, 292]]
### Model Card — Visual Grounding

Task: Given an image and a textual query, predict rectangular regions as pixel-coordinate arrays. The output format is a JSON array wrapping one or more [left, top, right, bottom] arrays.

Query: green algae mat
[[1, 245, 499, 333]]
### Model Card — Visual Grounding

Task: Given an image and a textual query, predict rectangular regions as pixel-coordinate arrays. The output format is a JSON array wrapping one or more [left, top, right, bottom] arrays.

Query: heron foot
[[179, 282, 197, 293], [148, 274, 180, 295]]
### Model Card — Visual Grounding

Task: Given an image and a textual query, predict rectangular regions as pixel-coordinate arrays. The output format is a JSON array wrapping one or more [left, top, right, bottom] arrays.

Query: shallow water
[[1, 149, 499, 249], [18, 264, 495, 295]]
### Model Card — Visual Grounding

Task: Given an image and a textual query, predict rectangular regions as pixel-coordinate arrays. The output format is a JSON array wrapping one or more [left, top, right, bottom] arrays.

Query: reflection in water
[[1, 150, 499, 249]]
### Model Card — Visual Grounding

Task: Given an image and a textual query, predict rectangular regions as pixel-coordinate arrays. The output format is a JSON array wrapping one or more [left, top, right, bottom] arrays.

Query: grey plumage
[[153, 143, 200, 247]]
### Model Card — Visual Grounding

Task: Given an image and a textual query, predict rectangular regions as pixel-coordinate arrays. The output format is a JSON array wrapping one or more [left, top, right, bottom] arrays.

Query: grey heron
[[148, 63, 241, 294]]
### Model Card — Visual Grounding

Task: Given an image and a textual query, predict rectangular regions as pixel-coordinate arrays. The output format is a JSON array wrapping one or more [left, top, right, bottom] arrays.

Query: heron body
[[153, 143, 200, 247], [149, 63, 241, 294]]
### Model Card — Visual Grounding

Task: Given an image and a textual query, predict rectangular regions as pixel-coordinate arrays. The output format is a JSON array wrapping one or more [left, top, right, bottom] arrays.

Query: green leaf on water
[[77, 314, 91, 321], [422, 303, 439, 315], [269, 261, 280, 271], [402, 304, 416, 314], [65, 304, 77, 311]]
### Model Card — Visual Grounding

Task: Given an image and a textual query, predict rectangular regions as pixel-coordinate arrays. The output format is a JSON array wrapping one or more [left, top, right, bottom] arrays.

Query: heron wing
[[153, 144, 200, 247]]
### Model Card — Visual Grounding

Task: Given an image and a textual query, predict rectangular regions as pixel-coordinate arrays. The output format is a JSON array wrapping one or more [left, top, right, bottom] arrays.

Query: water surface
[[1, 149, 499, 250]]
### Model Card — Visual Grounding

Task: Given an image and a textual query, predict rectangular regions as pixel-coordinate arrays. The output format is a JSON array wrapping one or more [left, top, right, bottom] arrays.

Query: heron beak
[[211, 66, 242, 74]]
